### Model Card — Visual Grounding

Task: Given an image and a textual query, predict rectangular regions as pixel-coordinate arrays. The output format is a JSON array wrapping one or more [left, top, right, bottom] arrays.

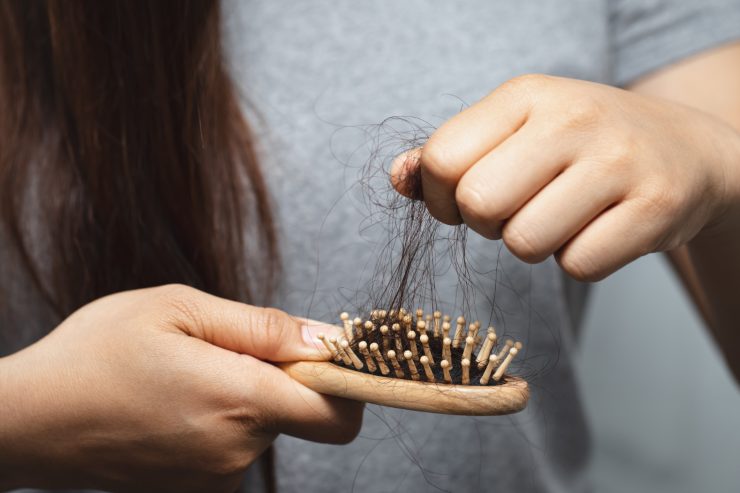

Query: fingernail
[[301, 320, 343, 352]]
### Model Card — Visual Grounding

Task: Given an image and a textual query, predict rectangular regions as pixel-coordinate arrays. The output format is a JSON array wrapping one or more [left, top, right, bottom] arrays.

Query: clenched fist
[[393, 74, 740, 281]]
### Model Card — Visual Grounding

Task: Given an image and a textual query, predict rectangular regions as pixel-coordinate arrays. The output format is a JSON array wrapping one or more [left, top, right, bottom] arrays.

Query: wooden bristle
[[359, 341, 377, 373], [392, 323, 403, 352], [341, 339, 363, 370], [404, 350, 420, 381], [416, 319, 427, 336], [419, 334, 434, 366], [402, 314, 412, 332], [442, 337, 452, 368], [363, 320, 374, 339], [340, 312, 351, 340], [453, 316, 466, 348], [420, 356, 435, 382], [333, 337, 352, 366], [380, 324, 390, 352], [476, 332, 497, 369], [333, 310, 523, 387], [317, 333, 341, 362], [462, 336, 475, 361], [497, 339, 514, 361], [467, 321, 480, 340], [440, 359, 452, 383], [387, 350, 404, 378], [493, 347, 518, 382], [480, 354, 499, 385], [407, 330, 419, 360], [370, 342, 390, 375]]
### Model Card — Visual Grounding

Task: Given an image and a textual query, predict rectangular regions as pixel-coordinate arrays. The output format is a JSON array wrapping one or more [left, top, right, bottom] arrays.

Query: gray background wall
[[576, 254, 740, 493]]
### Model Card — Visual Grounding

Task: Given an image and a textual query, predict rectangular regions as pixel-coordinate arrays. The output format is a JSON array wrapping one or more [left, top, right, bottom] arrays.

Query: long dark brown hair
[[0, 0, 278, 319]]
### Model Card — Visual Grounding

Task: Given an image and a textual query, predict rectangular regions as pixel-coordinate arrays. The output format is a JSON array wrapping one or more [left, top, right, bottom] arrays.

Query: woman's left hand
[[392, 75, 740, 281]]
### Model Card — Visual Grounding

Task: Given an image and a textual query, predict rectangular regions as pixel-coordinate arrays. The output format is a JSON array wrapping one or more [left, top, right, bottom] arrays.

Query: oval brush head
[[280, 308, 529, 416]]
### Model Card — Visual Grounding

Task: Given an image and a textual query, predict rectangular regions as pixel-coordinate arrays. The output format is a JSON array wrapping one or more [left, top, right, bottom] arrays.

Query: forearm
[[668, 104, 740, 379], [630, 42, 740, 381], [668, 128, 740, 381], [670, 230, 740, 380]]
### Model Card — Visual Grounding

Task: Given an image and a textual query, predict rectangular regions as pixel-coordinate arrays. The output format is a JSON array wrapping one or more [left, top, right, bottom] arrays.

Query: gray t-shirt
[[222, 1, 740, 492], [3, 0, 740, 492]]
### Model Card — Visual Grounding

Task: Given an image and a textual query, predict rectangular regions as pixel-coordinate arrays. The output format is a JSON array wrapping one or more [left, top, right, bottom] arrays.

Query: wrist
[[706, 119, 740, 237], [0, 352, 38, 489], [0, 347, 74, 490]]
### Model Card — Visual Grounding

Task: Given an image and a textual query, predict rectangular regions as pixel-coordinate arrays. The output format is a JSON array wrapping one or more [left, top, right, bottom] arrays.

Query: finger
[[248, 360, 364, 444], [502, 160, 628, 262], [155, 285, 342, 362], [418, 79, 533, 224], [454, 121, 574, 239], [555, 199, 664, 282], [390, 148, 423, 199]]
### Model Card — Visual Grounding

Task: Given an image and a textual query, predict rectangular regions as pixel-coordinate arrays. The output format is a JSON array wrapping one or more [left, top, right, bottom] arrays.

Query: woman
[[1, 0, 739, 492]]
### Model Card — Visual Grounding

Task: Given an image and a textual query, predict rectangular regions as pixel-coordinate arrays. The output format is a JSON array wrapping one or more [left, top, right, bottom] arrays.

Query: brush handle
[[278, 361, 528, 416]]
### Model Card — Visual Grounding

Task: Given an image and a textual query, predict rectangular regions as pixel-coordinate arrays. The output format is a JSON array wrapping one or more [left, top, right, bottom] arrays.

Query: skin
[[392, 41, 740, 382], [0, 285, 363, 492], [1, 41, 739, 492]]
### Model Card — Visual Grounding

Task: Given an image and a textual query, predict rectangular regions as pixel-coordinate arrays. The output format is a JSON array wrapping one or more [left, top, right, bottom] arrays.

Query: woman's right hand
[[0, 284, 362, 493]]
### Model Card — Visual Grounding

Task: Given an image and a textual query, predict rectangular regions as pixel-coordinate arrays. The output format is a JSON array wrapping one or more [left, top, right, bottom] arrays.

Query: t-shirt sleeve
[[609, 0, 740, 86]]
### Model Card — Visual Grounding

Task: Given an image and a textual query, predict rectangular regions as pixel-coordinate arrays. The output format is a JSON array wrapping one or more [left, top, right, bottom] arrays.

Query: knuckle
[[605, 131, 640, 168], [559, 101, 600, 131], [455, 182, 487, 219], [503, 222, 548, 263], [528, 119, 561, 144], [420, 137, 457, 182], [495, 73, 552, 104], [558, 247, 605, 282], [455, 184, 504, 239], [636, 183, 681, 220], [503, 73, 550, 93], [156, 283, 197, 301], [155, 284, 204, 328], [456, 181, 508, 222], [253, 307, 293, 347], [576, 159, 623, 191]]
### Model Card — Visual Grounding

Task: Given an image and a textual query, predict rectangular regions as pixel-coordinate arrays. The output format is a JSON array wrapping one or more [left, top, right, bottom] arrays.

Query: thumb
[[390, 147, 423, 200], [155, 285, 341, 362]]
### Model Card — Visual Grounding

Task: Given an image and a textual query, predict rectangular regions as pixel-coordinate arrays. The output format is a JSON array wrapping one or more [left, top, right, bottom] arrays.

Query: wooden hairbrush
[[280, 308, 528, 416]]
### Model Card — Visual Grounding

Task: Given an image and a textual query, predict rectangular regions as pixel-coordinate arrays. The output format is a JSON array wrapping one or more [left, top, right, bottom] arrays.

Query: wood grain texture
[[279, 361, 529, 416]]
